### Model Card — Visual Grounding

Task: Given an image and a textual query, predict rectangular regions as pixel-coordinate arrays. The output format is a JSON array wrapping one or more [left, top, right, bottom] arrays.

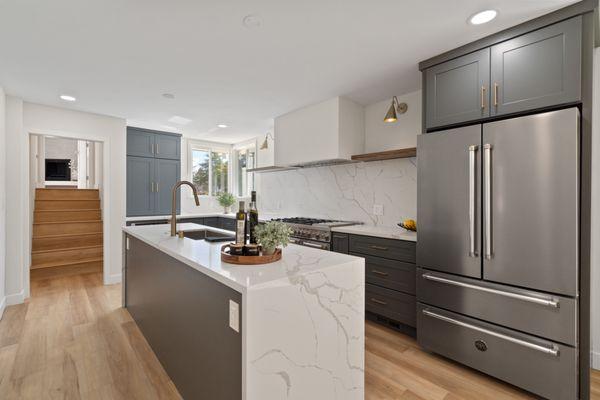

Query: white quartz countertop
[[331, 224, 417, 242], [126, 212, 289, 222], [123, 223, 364, 293]]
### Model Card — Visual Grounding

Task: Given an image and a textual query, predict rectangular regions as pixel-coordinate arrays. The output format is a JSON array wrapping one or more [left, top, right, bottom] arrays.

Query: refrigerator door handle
[[484, 144, 493, 259], [422, 309, 560, 357], [468, 145, 478, 257], [421, 273, 560, 308]]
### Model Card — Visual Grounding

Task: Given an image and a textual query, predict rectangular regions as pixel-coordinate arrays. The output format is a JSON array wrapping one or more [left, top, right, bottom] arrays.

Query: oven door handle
[[302, 241, 327, 250]]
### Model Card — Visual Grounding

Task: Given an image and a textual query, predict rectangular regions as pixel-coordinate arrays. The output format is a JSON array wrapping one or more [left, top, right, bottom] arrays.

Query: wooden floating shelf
[[351, 147, 417, 162]]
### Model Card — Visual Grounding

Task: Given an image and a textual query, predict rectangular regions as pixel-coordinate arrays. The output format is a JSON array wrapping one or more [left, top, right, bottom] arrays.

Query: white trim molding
[[6, 290, 25, 306], [0, 297, 6, 320], [593, 351, 600, 370], [105, 273, 122, 285]]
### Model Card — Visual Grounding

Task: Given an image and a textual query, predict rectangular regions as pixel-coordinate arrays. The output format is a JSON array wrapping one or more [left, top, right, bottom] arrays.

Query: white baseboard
[[104, 273, 122, 285], [5, 290, 25, 306], [0, 297, 6, 320], [593, 350, 600, 370]]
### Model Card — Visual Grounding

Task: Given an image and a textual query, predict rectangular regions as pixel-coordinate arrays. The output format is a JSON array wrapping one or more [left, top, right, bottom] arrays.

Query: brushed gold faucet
[[171, 181, 200, 236]]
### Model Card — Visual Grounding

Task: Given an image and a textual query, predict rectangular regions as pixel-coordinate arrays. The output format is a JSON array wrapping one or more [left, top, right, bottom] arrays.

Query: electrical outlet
[[229, 300, 239, 333], [373, 204, 384, 216]]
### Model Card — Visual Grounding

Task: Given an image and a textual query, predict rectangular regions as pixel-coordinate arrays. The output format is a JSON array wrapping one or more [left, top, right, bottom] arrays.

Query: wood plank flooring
[[0, 271, 597, 399]]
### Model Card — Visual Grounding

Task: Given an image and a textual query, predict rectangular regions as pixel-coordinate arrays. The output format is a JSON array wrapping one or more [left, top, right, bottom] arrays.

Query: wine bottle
[[236, 201, 247, 245], [248, 191, 259, 244]]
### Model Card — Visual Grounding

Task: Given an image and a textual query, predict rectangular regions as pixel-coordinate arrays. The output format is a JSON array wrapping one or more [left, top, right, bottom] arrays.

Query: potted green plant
[[254, 221, 293, 255], [217, 192, 235, 214]]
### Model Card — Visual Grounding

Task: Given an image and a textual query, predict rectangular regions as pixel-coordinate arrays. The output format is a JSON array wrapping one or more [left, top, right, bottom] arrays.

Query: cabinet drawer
[[178, 218, 205, 225], [219, 217, 237, 232], [331, 233, 349, 254], [349, 235, 415, 263], [416, 268, 576, 346], [203, 217, 219, 228], [355, 253, 415, 295], [418, 304, 577, 400], [366, 284, 416, 327]]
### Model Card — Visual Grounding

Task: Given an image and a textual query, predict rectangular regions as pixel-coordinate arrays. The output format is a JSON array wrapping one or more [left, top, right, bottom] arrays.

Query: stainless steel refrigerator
[[416, 107, 580, 400]]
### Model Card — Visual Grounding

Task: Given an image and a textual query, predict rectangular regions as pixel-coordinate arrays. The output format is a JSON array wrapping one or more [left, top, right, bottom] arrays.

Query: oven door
[[290, 238, 330, 251]]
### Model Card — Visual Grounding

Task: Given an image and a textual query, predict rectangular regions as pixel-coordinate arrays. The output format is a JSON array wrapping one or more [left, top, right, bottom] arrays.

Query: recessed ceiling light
[[59, 94, 76, 102], [162, 93, 175, 99], [168, 115, 192, 125], [469, 9, 498, 25], [243, 14, 262, 29], [217, 124, 228, 128]]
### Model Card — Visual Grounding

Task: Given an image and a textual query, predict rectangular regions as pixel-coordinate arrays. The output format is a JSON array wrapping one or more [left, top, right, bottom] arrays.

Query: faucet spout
[[171, 181, 200, 236]]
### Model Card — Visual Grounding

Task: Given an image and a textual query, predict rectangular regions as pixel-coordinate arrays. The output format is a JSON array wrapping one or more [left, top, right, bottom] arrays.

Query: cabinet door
[[127, 156, 155, 216], [425, 48, 490, 129], [127, 128, 155, 158], [154, 158, 181, 216], [490, 16, 581, 117], [331, 233, 349, 254], [155, 133, 181, 160], [417, 125, 482, 278]]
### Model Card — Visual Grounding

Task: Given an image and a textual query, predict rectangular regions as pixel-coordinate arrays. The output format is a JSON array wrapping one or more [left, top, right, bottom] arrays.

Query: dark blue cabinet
[[127, 127, 182, 217]]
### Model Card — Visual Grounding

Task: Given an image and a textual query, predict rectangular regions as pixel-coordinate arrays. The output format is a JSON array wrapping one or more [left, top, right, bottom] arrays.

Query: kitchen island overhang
[[122, 223, 365, 400]]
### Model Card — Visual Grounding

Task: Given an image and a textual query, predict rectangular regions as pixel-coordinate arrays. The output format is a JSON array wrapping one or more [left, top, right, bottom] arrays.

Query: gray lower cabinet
[[204, 217, 219, 228], [425, 48, 490, 129], [423, 16, 582, 130], [490, 16, 581, 117], [331, 232, 349, 254], [219, 217, 236, 232], [125, 236, 242, 400]]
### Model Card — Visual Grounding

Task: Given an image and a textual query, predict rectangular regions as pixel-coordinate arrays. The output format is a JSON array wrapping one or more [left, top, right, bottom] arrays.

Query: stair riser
[[36, 189, 100, 200], [32, 247, 103, 267], [34, 222, 103, 236], [35, 200, 100, 211], [31, 259, 103, 271], [32, 234, 103, 252], [31, 262, 103, 279], [34, 210, 102, 223]]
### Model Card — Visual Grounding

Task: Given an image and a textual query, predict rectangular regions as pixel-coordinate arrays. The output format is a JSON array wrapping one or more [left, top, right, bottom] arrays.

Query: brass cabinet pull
[[370, 245, 388, 251], [155, 144, 159, 154], [370, 298, 387, 306], [493, 83, 499, 107], [481, 86, 486, 109], [371, 270, 389, 277], [151, 182, 155, 192], [156, 182, 159, 192]]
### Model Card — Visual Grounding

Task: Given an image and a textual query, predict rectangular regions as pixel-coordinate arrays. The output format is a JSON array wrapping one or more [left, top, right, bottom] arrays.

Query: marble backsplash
[[256, 158, 417, 227]]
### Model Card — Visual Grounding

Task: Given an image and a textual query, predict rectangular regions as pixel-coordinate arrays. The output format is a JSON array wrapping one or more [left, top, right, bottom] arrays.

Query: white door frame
[[25, 129, 112, 294]]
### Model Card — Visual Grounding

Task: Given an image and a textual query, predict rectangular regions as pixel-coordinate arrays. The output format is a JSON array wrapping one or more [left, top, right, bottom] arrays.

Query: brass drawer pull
[[481, 86, 486, 109], [493, 83, 499, 107], [371, 270, 389, 277], [370, 245, 389, 251], [370, 298, 387, 306]]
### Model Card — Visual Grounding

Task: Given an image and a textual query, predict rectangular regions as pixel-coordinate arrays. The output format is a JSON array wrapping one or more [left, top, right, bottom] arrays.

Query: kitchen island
[[122, 223, 365, 400]]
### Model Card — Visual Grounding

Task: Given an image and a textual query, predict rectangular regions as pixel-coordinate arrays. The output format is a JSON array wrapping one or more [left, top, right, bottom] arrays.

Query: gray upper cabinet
[[155, 133, 181, 160], [127, 129, 155, 158], [127, 127, 182, 217], [425, 48, 490, 129], [154, 158, 181, 215], [127, 156, 155, 216], [490, 16, 581, 117]]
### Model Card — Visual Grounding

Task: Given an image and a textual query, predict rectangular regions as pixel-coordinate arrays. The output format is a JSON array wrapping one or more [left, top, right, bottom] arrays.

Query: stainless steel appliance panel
[[417, 304, 577, 400], [417, 125, 482, 278], [417, 268, 577, 345], [482, 108, 579, 296]]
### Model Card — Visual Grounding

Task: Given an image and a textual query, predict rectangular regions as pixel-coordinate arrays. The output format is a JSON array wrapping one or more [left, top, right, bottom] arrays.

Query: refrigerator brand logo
[[474, 340, 488, 352]]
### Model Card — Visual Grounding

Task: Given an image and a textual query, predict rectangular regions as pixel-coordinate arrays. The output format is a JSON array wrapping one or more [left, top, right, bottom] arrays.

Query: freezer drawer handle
[[468, 145, 478, 257], [422, 309, 560, 357], [421, 273, 560, 308]]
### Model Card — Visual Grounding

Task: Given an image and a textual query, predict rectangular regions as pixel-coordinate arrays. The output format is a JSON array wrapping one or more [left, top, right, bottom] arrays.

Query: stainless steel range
[[271, 217, 360, 251]]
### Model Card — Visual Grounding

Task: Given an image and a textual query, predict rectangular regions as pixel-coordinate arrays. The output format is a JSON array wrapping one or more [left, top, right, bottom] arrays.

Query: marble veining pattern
[[257, 158, 416, 227]]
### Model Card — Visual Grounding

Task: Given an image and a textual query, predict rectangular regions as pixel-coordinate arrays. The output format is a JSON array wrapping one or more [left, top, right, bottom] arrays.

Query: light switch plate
[[229, 300, 239, 333], [373, 204, 384, 216]]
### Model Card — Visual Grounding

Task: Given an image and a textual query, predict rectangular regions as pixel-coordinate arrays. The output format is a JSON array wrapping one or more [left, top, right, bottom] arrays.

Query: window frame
[[187, 139, 233, 197], [232, 139, 257, 198]]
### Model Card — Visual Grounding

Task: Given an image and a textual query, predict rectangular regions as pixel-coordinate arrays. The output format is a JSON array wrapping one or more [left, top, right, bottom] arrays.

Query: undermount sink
[[182, 229, 234, 242]]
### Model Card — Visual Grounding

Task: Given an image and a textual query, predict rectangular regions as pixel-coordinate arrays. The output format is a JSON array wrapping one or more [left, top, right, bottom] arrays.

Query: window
[[211, 150, 229, 194], [191, 149, 210, 195], [235, 146, 256, 197]]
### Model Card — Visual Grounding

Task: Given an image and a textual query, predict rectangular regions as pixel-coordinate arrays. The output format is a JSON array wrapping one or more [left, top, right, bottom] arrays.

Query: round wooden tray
[[221, 244, 282, 265]]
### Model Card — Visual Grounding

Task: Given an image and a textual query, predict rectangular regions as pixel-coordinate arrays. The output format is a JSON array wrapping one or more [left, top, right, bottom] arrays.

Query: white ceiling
[[0, 0, 578, 143]]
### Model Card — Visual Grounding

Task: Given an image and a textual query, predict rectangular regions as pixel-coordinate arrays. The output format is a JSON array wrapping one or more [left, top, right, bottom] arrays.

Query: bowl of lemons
[[398, 219, 417, 232]]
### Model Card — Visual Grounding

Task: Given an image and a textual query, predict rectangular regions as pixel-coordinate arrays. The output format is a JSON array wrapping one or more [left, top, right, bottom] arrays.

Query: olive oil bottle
[[248, 191, 259, 244], [236, 201, 247, 245]]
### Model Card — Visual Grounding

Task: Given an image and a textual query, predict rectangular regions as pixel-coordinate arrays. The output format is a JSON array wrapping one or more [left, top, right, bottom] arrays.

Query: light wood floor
[[0, 271, 597, 399]]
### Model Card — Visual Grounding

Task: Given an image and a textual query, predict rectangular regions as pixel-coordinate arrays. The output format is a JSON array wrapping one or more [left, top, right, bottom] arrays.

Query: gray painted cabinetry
[[126, 127, 182, 217], [424, 16, 582, 129]]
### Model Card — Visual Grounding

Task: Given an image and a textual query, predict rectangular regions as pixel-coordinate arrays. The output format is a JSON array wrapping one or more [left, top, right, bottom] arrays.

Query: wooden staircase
[[31, 188, 103, 274]]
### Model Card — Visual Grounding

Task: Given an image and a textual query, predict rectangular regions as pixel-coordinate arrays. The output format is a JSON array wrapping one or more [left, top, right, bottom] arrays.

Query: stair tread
[[33, 232, 103, 239], [32, 245, 103, 255], [35, 209, 100, 212], [33, 220, 102, 225], [31, 257, 103, 269]]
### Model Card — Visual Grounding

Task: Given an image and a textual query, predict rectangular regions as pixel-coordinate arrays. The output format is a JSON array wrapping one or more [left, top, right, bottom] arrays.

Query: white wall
[[364, 90, 422, 152], [4, 100, 126, 302], [591, 48, 600, 370], [0, 87, 6, 318]]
